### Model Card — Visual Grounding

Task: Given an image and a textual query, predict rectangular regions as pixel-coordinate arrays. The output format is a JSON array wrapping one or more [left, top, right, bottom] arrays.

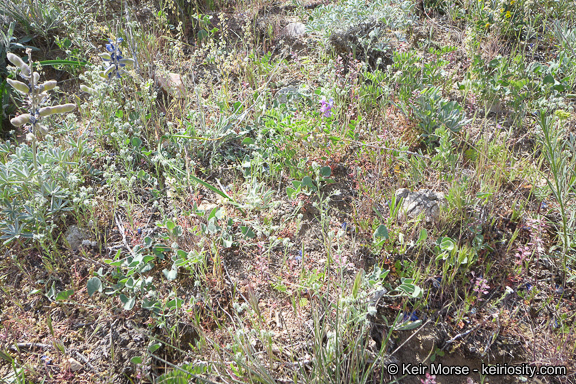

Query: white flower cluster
[[72, 186, 96, 208], [79, 67, 122, 112]]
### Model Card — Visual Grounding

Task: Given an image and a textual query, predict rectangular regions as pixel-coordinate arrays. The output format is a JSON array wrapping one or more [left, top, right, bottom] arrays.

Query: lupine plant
[[7, 49, 75, 167], [80, 38, 135, 96], [100, 38, 135, 81], [7, 50, 76, 138]]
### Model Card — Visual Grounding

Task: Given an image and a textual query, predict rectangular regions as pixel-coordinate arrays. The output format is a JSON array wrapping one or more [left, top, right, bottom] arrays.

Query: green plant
[[537, 110, 576, 280], [98, 245, 160, 312], [192, 13, 219, 44], [0, 138, 86, 245], [0, 0, 63, 39], [432, 126, 458, 178], [90, 215, 211, 314], [307, 0, 415, 37], [156, 361, 208, 383], [410, 87, 470, 143], [372, 223, 389, 250], [434, 236, 477, 285], [0, 21, 36, 74], [423, 46, 456, 89], [359, 69, 390, 112], [286, 164, 335, 199], [390, 50, 422, 102], [6, 50, 76, 170], [242, 177, 275, 211]]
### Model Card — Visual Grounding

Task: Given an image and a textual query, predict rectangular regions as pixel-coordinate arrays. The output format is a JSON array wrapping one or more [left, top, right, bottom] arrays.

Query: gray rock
[[156, 72, 185, 98], [284, 22, 306, 38], [395, 188, 446, 223], [328, 21, 396, 70], [81, 239, 98, 248], [67, 357, 83, 372], [275, 86, 300, 104], [65, 225, 91, 250]]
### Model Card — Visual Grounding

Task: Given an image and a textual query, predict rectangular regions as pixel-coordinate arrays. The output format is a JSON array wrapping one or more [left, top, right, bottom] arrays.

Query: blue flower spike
[[100, 37, 134, 80], [403, 311, 419, 322]]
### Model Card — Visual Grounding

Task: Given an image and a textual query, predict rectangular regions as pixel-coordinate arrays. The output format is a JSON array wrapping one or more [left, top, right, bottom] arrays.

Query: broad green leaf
[[172, 225, 183, 237], [131, 137, 142, 148], [397, 278, 422, 298], [543, 74, 555, 84], [373, 225, 389, 240], [87, 277, 102, 297], [55, 289, 74, 301], [302, 176, 316, 190], [240, 226, 256, 239], [148, 343, 162, 353], [208, 207, 220, 221], [125, 277, 135, 289], [439, 237, 455, 252], [166, 298, 183, 309], [198, 30, 208, 41], [120, 294, 136, 310], [166, 220, 176, 232], [163, 268, 178, 281], [417, 228, 427, 245], [320, 166, 332, 178]]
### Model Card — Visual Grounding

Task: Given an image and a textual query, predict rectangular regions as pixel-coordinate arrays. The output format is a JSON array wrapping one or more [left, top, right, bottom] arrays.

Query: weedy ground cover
[[0, 0, 576, 383]]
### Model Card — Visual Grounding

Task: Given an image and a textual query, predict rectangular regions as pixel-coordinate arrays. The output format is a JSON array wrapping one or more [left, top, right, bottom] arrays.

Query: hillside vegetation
[[0, 0, 575, 383]]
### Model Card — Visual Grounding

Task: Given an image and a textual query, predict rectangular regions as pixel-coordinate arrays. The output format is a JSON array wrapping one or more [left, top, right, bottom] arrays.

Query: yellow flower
[[485, 22, 490, 28], [554, 110, 571, 120], [505, 11, 512, 18], [510, 0, 516, 4]]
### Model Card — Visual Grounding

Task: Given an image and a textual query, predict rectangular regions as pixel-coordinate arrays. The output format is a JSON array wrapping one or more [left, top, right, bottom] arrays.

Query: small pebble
[[68, 357, 83, 372]]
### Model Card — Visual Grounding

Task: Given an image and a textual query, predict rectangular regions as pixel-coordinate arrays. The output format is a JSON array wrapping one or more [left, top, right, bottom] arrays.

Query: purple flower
[[105, 38, 123, 53], [320, 97, 334, 118], [295, 250, 302, 261], [473, 276, 490, 297], [403, 311, 418, 321], [515, 245, 531, 265], [102, 38, 131, 79]]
